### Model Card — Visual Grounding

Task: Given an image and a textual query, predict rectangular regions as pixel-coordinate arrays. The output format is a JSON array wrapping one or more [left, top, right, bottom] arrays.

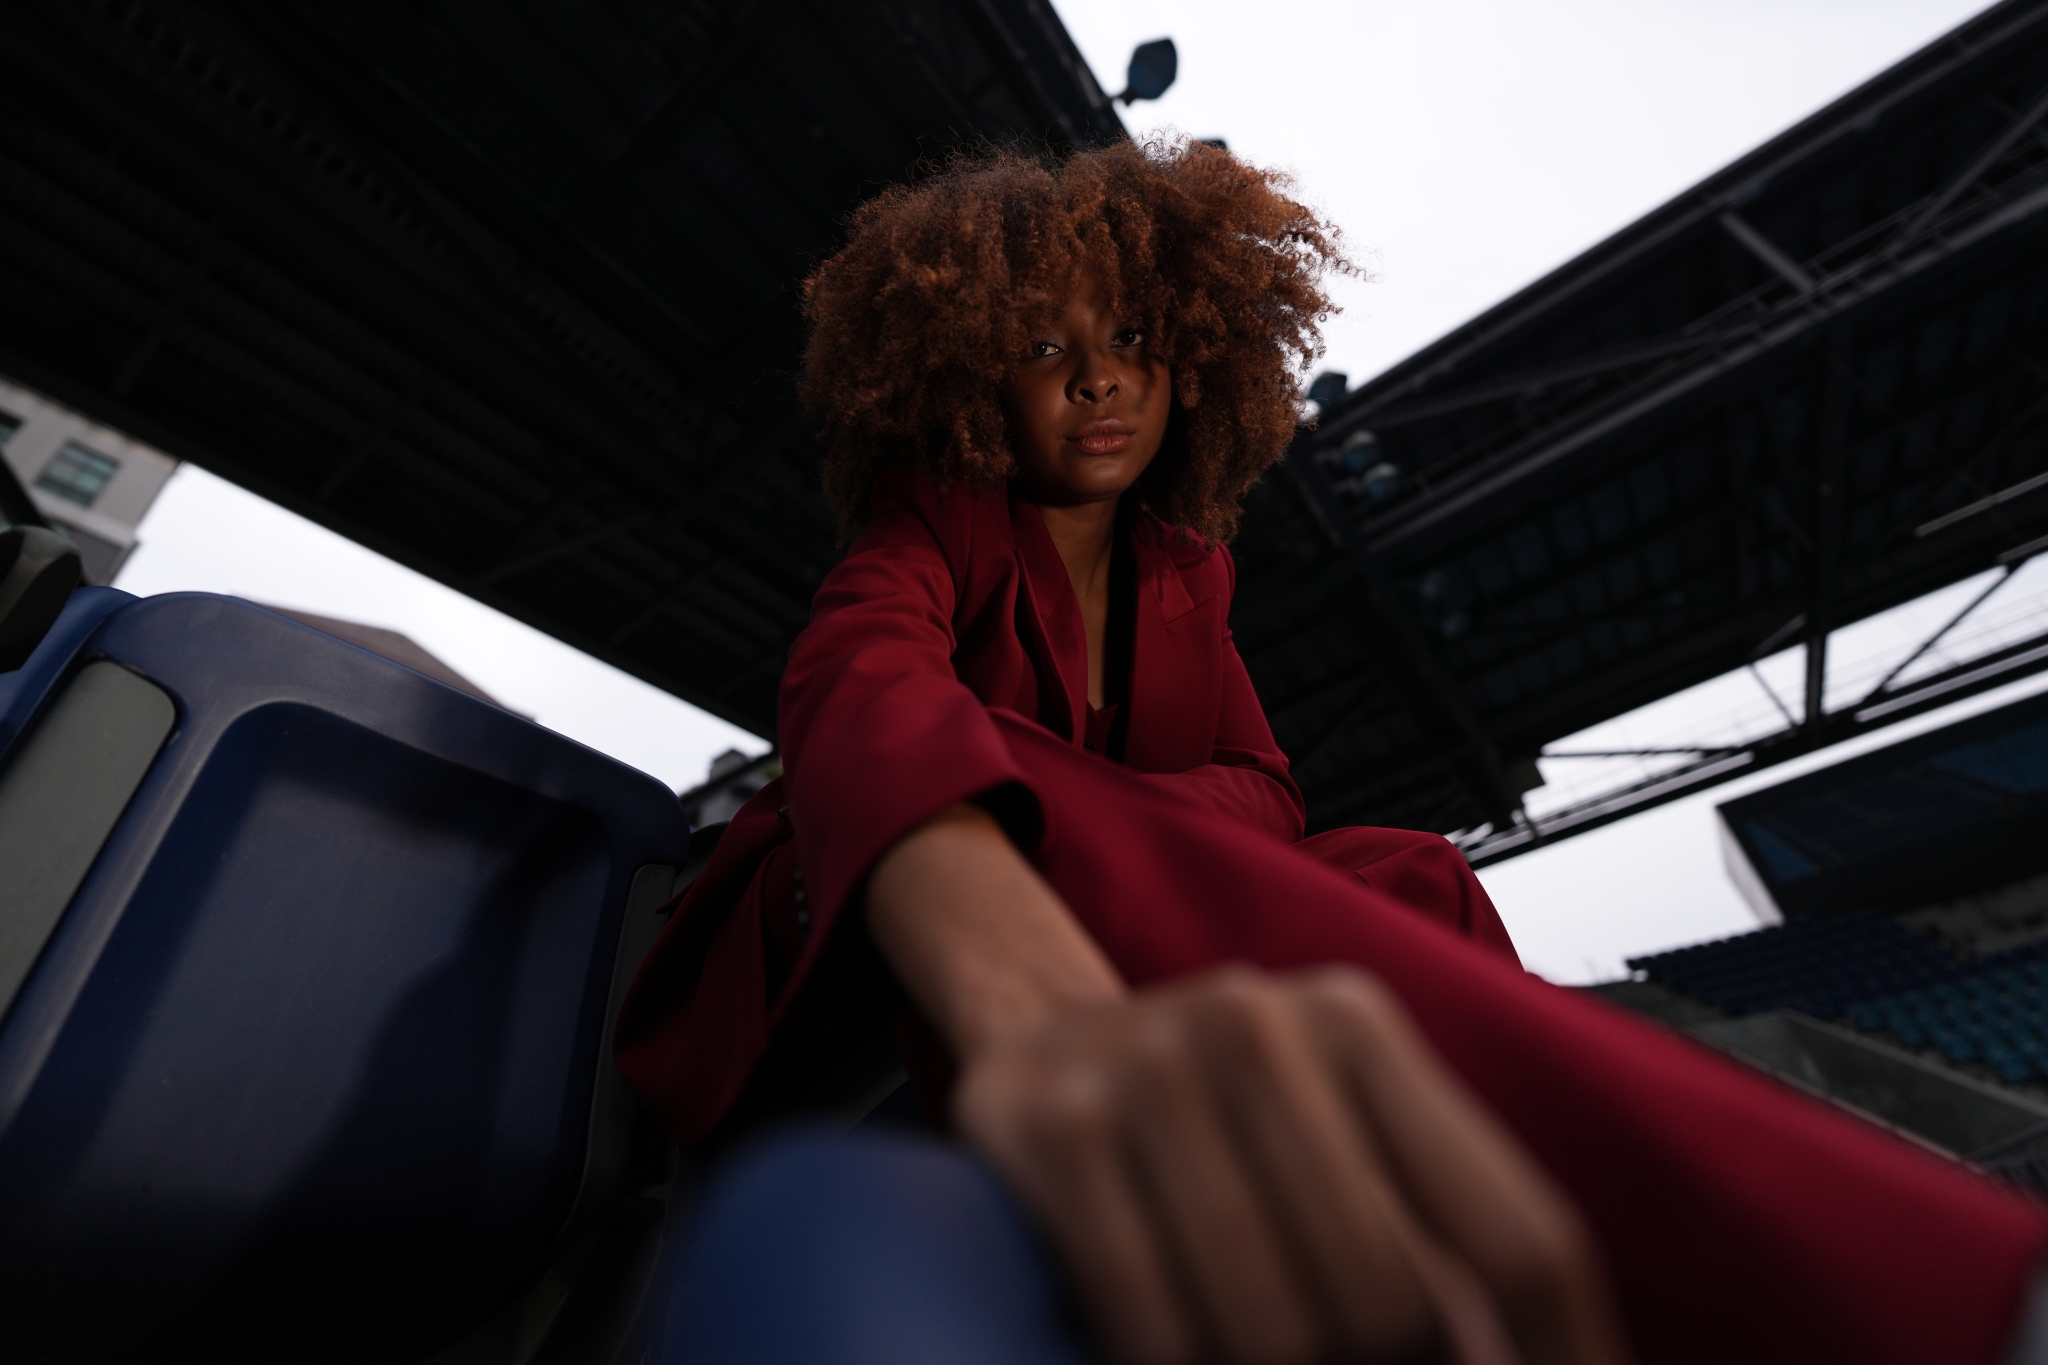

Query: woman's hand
[[869, 804, 1631, 1365], [955, 968, 1630, 1365]]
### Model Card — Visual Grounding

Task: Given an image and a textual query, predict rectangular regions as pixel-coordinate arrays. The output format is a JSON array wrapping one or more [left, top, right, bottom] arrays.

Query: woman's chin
[[1017, 464, 1144, 507], [1041, 481, 1139, 508]]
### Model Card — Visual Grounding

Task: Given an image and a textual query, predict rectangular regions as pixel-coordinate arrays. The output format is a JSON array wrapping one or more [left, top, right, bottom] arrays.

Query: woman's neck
[[1035, 496, 1121, 712], [1036, 497, 1119, 604]]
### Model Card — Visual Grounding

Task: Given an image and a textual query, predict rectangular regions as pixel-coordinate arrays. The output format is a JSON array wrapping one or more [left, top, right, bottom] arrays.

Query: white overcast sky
[[111, 0, 2020, 983], [1058, 0, 1993, 384]]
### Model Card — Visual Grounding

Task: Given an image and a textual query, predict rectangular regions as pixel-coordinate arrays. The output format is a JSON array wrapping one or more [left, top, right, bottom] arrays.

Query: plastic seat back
[[0, 593, 689, 1361]]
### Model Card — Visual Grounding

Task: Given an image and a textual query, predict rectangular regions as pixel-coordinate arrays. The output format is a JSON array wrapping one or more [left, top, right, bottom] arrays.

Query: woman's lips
[[1069, 419, 1135, 456]]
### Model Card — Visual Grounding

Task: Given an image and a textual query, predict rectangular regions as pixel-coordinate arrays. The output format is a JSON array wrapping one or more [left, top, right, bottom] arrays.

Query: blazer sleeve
[[1132, 546, 1307, 844], [778, 479, 1040, 923]]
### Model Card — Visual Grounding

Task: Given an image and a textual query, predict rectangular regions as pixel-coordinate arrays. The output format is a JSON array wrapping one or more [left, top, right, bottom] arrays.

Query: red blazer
[[617, 472, 1309, 1140], [783, 470, 1305, 925]]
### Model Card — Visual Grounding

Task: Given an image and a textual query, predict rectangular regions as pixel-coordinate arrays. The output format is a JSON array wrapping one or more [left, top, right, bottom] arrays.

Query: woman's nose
[[1073, 367, 1119, 403]]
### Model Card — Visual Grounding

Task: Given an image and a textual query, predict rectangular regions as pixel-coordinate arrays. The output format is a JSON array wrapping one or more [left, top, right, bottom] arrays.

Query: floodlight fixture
[[1362, 461, 1401, 503], [1306, 370, 1349, 410], [1118, 38, 1177, 105], [1338, 427, 1378, 469]]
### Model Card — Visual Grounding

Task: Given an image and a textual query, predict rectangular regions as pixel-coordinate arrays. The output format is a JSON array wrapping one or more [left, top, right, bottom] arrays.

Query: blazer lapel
[[1009, 497, 1088, 745], [1125, 522, 1222, 772]]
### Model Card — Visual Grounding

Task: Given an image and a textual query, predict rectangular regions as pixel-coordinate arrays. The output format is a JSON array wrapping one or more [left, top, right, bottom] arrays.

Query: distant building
[[682, 748, 780, 828], [0, 377, 178, 584]]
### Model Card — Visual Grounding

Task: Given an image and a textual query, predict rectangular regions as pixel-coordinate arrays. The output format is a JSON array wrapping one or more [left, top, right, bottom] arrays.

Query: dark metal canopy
[[1717, 688, 2048, 922], [5, 0, 2048, 862], [1231, 0, 2048, 854], [0, 0, 1120, 734]]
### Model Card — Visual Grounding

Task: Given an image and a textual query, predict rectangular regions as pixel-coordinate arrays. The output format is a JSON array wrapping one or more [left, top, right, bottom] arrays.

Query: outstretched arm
[[868, 801, 1632, 1365]]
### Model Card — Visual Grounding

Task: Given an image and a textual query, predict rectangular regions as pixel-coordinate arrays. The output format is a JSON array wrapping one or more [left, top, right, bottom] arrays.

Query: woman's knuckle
[[1206, 963, 1265, 994], [1130, 1012, 1191, 1070], [1025, 1074, 1114, 1149], [1196, 971, 1271, 1030], [1216, 968, 1292, 1022], [1305, 964, 1392, 1017]]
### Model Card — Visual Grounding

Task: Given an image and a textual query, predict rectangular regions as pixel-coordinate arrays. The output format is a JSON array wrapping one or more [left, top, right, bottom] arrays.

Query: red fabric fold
[[1299, 824, 1522, 963]]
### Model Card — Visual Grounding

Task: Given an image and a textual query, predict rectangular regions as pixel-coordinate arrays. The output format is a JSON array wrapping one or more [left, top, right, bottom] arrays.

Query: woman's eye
[[1113, 328, 1145, 347], [1029, 340, 1061, 358]]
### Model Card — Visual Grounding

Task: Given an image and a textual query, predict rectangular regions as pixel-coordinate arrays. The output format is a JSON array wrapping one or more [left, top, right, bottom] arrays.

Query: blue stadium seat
[[1631, 912, 1966, 1019], [1634, 913, 2048, 1084], [0, 584, 132, 758], [1851, 951, 2048, 1082], [0, 590, 695, 1360]]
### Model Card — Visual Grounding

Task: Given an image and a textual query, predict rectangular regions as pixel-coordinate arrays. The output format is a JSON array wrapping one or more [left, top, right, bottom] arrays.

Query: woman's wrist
[[868, 801, 1125, 1063]]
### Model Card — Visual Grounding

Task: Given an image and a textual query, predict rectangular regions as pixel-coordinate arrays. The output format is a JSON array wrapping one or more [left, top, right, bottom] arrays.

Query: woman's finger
[[1121, 1000, 1329, 1364], [1299, 968, 1633, 1365], [1174, 970, 1450, 1361], [957, 1056, 1195, 1365]]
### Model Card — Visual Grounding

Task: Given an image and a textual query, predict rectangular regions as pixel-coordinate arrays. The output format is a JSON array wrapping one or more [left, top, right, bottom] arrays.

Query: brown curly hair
[[798, 137, 1350, 543]]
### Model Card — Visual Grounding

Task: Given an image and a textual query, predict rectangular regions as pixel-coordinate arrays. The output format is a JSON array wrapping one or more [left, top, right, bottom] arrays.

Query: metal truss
[[1234, 0, 2048, 849], [0, 0, 1120, 744], [1348, 74, 2048, 554], [1458, 553, 2048, 865]]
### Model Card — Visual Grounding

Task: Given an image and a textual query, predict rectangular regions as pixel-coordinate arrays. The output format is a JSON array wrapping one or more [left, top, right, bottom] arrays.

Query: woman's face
[[1002, 274, 1171, 508]]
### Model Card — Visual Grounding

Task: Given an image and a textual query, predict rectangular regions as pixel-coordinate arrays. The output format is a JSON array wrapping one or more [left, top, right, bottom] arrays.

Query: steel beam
[[1460, 626, 2048, 866], [1317, 1, 2048, 446], [1276, 445, 1524, 828], [1345, 328, 1750, 431], [1894, 78, 2048, 245], [1719, 211, 1816, 294], [1362, 178, 2048, 553]]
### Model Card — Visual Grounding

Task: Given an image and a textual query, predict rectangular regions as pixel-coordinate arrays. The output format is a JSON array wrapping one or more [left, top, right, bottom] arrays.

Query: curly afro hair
[[798, 137, 1350, 543]]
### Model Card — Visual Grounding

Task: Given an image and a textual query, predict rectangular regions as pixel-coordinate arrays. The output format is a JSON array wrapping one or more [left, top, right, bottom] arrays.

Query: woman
[[618, 141, 2046, 1364]]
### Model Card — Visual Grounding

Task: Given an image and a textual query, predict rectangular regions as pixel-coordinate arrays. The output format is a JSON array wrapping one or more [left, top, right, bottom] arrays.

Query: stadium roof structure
[[3, 0, 2048, 864], [1235, 0, 2048, 857], [0, 0, 1121, 734], [1716, 687, 2048, 922]]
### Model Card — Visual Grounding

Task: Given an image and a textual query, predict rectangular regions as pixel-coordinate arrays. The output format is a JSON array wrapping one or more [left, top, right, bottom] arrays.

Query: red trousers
[[625, 710, 2047, 1364], [1296, 822, 1522, 965]]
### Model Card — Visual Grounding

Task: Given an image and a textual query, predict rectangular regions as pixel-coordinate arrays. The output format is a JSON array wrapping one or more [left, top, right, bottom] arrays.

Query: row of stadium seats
[[1629, 912, 1969, 1018], [1846, 956, 2048, 1084], [1630, 915, 2048, 1083]]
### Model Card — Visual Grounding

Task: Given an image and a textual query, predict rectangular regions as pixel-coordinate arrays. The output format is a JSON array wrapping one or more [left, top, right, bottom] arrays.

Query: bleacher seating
[[1632, 916, 2048, 1084], [1846, 956, 2048, 1084]]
